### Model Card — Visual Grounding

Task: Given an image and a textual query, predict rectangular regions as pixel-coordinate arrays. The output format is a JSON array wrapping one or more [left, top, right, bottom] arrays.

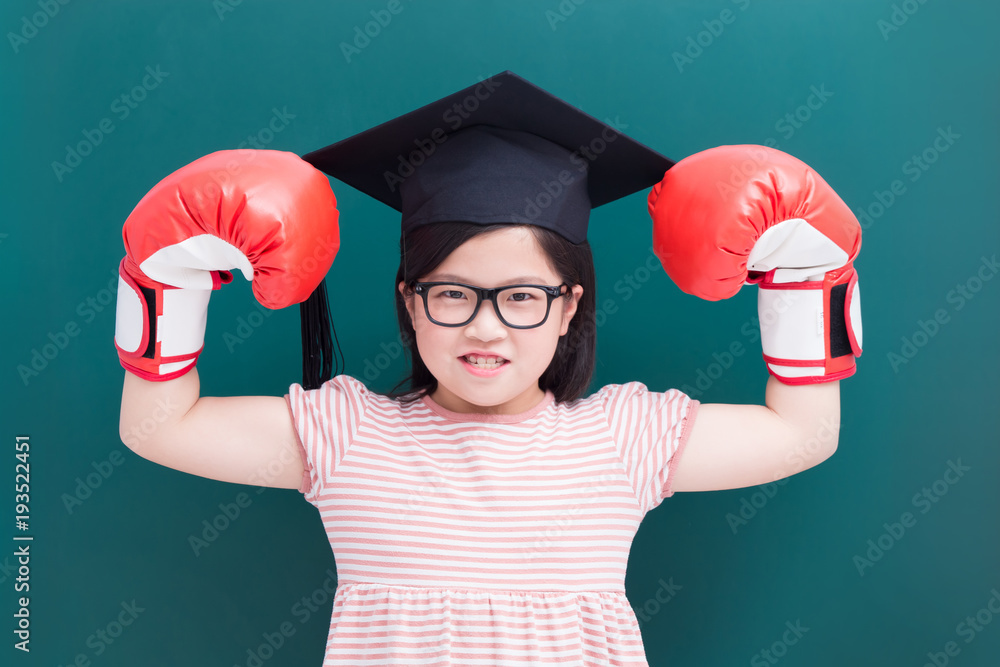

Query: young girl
[[117, 73, 861, 666]]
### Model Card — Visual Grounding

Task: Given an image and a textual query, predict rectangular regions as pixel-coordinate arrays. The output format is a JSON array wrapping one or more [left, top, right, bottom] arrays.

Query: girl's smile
[[459, 352, 510, 375]]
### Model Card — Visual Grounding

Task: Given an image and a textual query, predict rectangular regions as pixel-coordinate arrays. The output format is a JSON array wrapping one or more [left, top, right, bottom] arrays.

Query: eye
[[509, 292, 535, 302], [440, 290, 467, 300]]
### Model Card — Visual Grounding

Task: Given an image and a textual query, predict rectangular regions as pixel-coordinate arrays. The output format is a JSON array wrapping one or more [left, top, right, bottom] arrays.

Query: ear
[[398, 281, 415, 322], [558, 285, 584, 336]]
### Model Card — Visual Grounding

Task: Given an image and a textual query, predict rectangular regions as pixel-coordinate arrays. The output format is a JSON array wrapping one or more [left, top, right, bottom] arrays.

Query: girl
[[117, 73, 860, 666]]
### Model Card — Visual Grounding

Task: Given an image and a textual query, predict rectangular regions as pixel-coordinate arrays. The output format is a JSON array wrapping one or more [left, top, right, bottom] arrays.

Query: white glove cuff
[[756, 269, 862, 383], [115, 261, 217, 377]]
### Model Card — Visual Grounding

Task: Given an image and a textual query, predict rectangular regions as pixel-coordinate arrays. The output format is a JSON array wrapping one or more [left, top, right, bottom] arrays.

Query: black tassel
[[299, 279, 344, 390]]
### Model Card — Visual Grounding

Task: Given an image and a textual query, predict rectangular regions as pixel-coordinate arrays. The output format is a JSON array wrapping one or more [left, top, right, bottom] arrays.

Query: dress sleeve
[[598, 381, 700, 516], [284, 374, 370, 504]]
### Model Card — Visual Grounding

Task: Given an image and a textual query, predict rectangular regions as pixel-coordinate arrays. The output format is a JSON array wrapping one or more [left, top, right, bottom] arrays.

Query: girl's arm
[[113, 150, 338, 492], [119, 368, 304, 490], [672, 378, 839, 493], [648, 144, 862, 494]]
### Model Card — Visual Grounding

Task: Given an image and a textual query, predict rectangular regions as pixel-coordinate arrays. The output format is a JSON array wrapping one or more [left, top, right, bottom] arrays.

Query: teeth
[[464, 355, 506, 369]]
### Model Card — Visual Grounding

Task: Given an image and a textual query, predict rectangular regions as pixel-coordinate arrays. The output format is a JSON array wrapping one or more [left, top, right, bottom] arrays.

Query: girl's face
[[398, 226, 584, 415]]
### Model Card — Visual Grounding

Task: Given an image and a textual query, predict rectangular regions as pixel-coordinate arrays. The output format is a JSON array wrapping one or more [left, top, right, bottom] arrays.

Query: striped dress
[[284, 374, 699, 666]]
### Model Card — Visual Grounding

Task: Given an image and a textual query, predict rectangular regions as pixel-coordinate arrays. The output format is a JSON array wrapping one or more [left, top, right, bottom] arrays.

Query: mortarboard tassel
[[299, 279, 344, 390]]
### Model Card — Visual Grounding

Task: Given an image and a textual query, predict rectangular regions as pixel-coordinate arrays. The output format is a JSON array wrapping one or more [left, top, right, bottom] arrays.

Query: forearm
[[764, 376, 841, 467], [119, 368, 200, 456]]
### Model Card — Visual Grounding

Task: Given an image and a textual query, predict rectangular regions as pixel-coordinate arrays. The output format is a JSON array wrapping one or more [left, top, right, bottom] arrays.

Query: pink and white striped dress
[[284, 374, 699, 666]]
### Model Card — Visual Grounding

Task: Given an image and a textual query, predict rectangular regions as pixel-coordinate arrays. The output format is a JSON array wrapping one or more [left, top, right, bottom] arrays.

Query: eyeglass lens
[[424, 284, 553, 327]]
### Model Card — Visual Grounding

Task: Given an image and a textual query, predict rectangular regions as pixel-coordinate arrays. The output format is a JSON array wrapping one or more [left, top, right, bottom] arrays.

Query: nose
[[465, 298, 508, 341]]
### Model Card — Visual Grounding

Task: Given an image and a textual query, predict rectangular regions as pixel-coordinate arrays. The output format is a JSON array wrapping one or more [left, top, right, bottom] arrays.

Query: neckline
[[421, 389, 555, 423]]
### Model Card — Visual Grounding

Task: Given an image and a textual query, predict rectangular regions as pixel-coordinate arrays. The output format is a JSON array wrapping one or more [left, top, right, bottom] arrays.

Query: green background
[[3, 0, 999, 665]]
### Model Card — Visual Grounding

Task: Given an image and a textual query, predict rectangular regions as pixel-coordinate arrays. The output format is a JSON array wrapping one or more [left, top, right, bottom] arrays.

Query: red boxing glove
[[649, 144, 862, 385], [114, 150, 340, 381]]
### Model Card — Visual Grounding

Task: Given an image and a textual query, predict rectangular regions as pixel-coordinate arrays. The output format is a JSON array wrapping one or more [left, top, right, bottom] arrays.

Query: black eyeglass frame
[[410, 281, 571, 329]]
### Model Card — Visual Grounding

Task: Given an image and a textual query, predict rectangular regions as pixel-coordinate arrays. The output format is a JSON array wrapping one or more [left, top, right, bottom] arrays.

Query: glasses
[[411, 281, 570, 329]]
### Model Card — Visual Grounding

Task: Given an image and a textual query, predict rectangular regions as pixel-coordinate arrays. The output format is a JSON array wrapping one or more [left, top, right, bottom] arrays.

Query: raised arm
[[119, 368, 303, 489], [672, 378, 839, 492], [649, 144, 862, 493], [113, 149, 339, 489]]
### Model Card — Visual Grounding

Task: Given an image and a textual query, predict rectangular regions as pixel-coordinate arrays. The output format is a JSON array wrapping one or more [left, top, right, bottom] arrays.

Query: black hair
[[383, 221, 597, 405]]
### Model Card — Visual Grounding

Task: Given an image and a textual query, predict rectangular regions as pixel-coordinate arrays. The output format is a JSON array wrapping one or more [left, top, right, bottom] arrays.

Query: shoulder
[[287, 374, 378, 412], [286, 374, 429, 431], [291, 373, 394, 396], [582, 381, 693, 407], [316, 375, 437, 418], [551, 381, 693, 421]]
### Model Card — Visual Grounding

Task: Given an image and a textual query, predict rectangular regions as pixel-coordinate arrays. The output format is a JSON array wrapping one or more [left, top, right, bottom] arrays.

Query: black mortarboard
[[302, 70, 675, 244], [296, 70, 675, 389]]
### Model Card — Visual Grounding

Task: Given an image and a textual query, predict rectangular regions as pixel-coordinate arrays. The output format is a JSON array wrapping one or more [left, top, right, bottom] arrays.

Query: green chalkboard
[[3, 1, 998, 665]]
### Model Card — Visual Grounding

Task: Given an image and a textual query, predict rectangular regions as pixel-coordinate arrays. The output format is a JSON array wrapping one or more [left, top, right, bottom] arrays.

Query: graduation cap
[[296, 70, 675, 388], [302, 70, 674, 244]]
